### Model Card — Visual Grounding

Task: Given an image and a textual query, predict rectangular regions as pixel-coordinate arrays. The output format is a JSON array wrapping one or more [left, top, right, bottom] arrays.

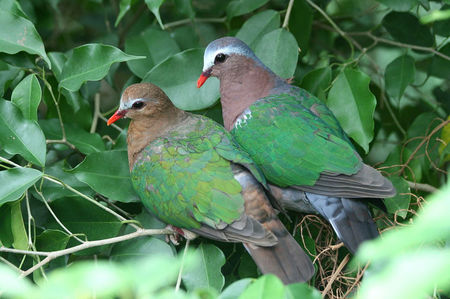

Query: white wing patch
[[234, 108, 253, 129]]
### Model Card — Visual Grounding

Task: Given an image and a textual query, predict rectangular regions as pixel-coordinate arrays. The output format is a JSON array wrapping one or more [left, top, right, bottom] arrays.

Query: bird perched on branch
[[107, 82, 314, 284], [198, 37, 396, 254]]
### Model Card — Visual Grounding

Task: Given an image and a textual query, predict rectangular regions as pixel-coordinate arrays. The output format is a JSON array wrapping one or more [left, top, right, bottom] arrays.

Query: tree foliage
[[0, 0, 448, 298]]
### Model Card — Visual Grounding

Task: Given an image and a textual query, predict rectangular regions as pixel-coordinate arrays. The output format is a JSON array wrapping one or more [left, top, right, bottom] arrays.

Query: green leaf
[[376, 0, 418, 11], [285, 283, 322, 299], [0, 99, 46, 166], [39, 161, 93, 201], [327, 68, 376, 153], [0, 10, 50, 68], [69, 150, 139, 203], [0, 168, 42, 206], [355, 185, 450, 299], [384, 176, 411, 218], [115, 0, 138, 26], [182, 243, 225, 292], [239, 274, 285, 299], [143, 48, 220, 111], [145, 0, 166, 29], [0, 263, 33, 297], [49, 197, 123, 246], [385, 55, 415, 101], [0, 61, 23, 97], [59, 44, 144, 91], [301, 67, 331, 101], [254, 29, 298, 79], [227, 0, 269, 19], [219, 279, 252, 299], [36, 230, 70, 251], [10, 200, 28, 250], [40, 119, 105, 155], [382, 12, 434, 47], [235, 10, 280, 47], [289, 0, 313, 57], [0, 0, 29, 19], [11, 74, 42, 121], [125, 28, 180, 78], [430, 43, 450, 80], [110, 237, 174, 261]]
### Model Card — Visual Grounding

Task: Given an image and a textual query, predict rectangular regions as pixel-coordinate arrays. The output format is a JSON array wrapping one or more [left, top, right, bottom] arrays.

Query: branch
[[0, 228, 174, 278], [407, 181, 438, 193], [282, 0, 295, 29], [90, 93, 101, 133], [43, 175, 140, 230], [322, 254, 350, 297], [349, 31, 450, 61], [163, 17, 226, 30]]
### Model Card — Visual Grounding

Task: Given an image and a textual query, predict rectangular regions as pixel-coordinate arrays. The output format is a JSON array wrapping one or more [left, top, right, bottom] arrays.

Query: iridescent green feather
[[231, 88, 361, 187], [131, 115, 265, 229]]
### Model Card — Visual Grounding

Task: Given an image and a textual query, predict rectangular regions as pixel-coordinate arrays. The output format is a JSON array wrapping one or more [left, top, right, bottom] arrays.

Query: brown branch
[[4, 228, 173, 278], [322, 254, 350, 297], [406, 181, 438, 193]]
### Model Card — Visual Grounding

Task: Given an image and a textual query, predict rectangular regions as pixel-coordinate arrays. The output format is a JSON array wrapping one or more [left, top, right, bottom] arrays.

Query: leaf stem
[[282, 0, 295, 29], [175, 239, 190, 292]]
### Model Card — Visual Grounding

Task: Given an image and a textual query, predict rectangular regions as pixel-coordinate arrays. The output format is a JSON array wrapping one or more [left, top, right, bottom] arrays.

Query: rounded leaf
[[182, 243, 225, 292], [69, 150, 139, 203], [125, 28, 180, 78], [254, 29, 299, 79], [385, 55, 415, 101], [0, 167, 42, 206], [143, 48, 220, 110], [382, 12, 434, 47], [227, 0, 269, 19], [11, 74, 42, 121], [0, 99, 46, 166], [240, 274, 285, 298], [0, 10, 50, 68], [59, 44, 144, 91], [376, 0, 418, 11], [301, 67, 332, 101], [289, 0, 313, 57], [327, 68, 376, 153], [235, 10, 280, 47]]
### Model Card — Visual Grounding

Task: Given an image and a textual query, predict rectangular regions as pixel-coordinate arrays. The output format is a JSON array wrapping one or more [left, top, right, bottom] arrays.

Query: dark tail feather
[[307, 193, 379, 254], [243, 225, 314, 284]]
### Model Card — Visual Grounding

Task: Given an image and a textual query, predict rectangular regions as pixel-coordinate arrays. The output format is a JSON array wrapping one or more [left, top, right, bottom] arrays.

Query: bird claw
[[165, 225, 197, 245]]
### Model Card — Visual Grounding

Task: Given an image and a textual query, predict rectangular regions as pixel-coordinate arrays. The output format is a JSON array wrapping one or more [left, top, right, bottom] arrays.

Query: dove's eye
[[132, 101, 145, 109], [214, 53, 227, 64]]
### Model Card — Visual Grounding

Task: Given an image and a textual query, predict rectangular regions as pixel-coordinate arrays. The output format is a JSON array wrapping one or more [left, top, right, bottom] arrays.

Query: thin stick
[[282, 0, 295, 28], [175, 239, 190, 292], [322, 254, 350, 297], [14, 228, 173, 278], [407, 181, 438, 193]]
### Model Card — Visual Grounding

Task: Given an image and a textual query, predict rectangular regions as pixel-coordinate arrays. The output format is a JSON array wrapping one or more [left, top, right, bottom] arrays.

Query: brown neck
[[219, 59, 279, 131], [127, 107, 186, 170]]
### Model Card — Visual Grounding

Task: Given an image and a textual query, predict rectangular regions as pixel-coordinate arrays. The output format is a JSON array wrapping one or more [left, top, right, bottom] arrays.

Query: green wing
[[131, 115, 261, 229], [231, 89, 361, 188]]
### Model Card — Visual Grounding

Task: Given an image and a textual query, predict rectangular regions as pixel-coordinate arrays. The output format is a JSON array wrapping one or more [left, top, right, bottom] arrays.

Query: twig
[[33, 186, 86, 243], [100, 114, 123, 132], [8, 228, 173, 278], [163, 17, 226, 30], [282, 0, 295, 29], [399, 119, 449, 174], [384, 97, 406, 136], [0, 156, 21, 167], [407, 181, 438, 193], [349, 31, 450, 61], [305, 0, 359, 58], [175, 239, 190, 292], [322, 254, 350, 297], [40, 70, 75, 150], [43, 175, 140, 230], [90, 93, 101, 133]]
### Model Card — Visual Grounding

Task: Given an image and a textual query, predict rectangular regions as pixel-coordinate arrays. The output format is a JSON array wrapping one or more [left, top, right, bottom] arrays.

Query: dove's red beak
[[107, 110, 127, 125], [197, 70, 211, 88]]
